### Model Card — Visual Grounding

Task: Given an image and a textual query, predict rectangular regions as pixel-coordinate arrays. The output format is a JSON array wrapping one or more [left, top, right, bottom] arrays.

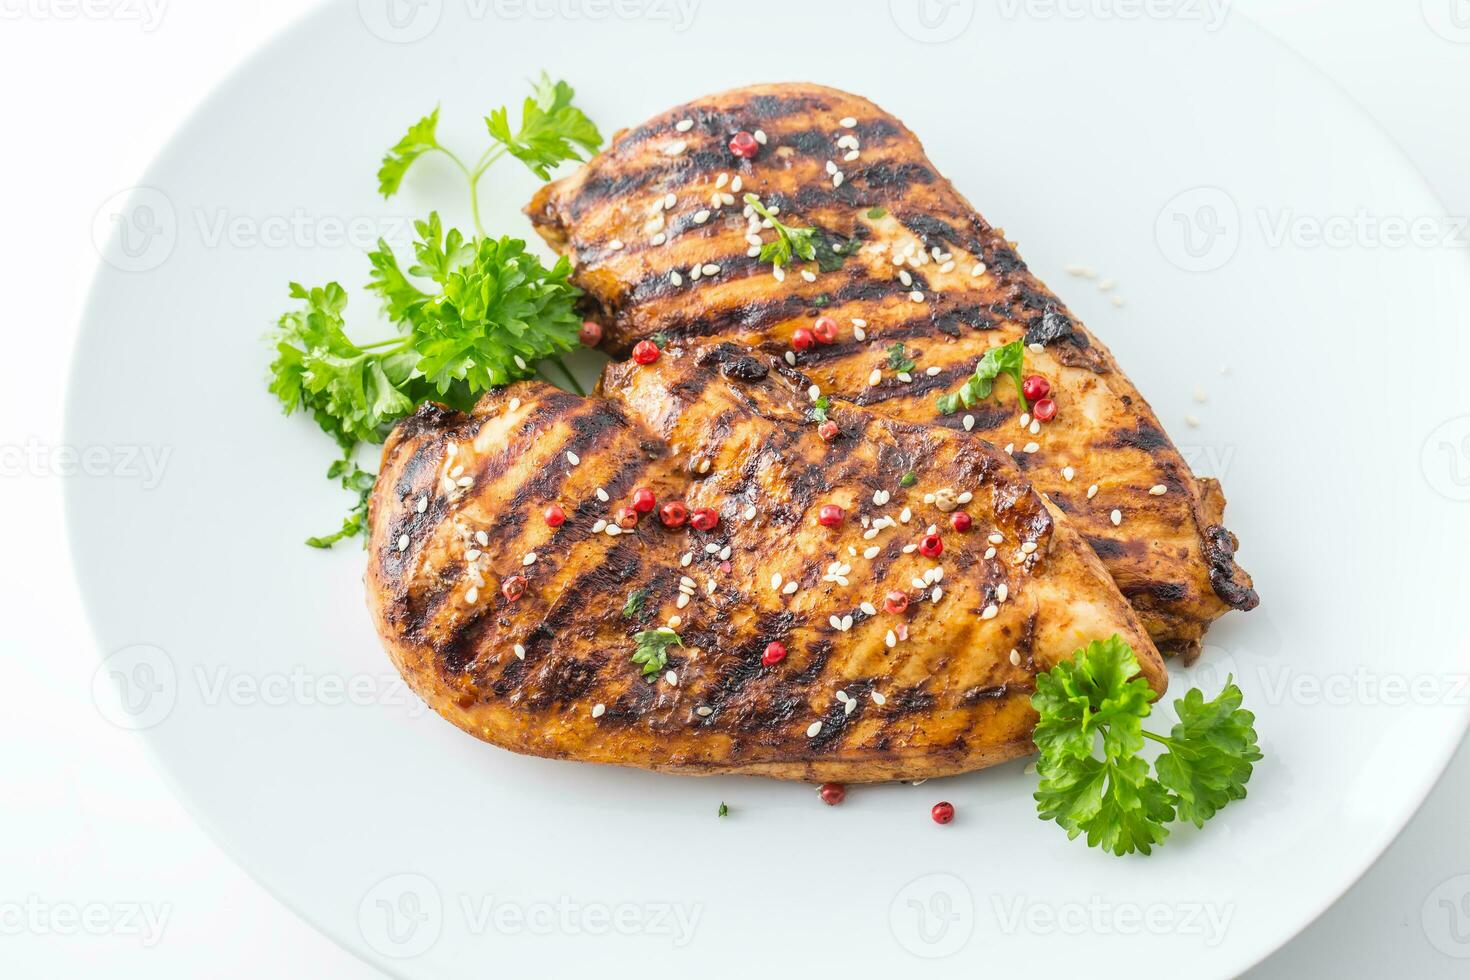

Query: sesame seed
[[705, 543, 719, 554], [664, 192, 677, 209], [664, 670, 678, 686], [845, 700, 857, 716], [874, 489, 891, 505], [801, 269, 817, 282], [808, 384, 821, 401], [926, 366, 941, 377], [702, 263, 720, 276], [785, 351, 797, 366], [663, 140, 687, 156], [465, 587, 478, 604], [1009, 649, 1021, 666], [676, 593, 690, 609], [1063, 467, 1075, 482], [456, 476, 473, 488], [911, 577, 926, 590], [853, 317, 867, 327], [1149, 484, 1168, 496], [690, 265, 702, 281], [1186, 414, 1202, 427], [508, 397, 520, 412], [885, 630, 896, 648], [836, 690, 850, 704], [450, 464, 465, 478], [868, 369, 882, 386], [863, 546, 880, 560], [592, 519, 607, 533], [743, 505, 757, 520], [608, 239, 624, 251], [806, 721, 822, 738], [1029, 343, 1045, 354], [844, 149, 860, 162], [996, 583, 1009, 603], [1023, 442, 1040, 454], [514, 643, 526, 660], [417, 496, 428, 514], [860, 601, 878, 615], [698, 459, 711, 474], [566, 451, 580, 465], [719, 546, 732, 561], [984, 547, 997, 560], [446, 443, 458, 456], [476, 531, 489, 546], [981, 604, 999, 620], [675, 118, 693, 132], [988, 533, 1005, 545], [971, 263, 987, 277], [651, 232, 666, 246], [842, 614, 853, 631], [931, 586, 943, 602], [772, 266, 785, 283], [956, 492, 972, 504], [595, 487, 610, 502], [1021, 541, 1038, 554], [829, 615, 842, 630], [731, 176, 743, 192], [963, 415, 975, 431], [466, 549, 481, 561], [681, 552, 693, 567], [1087, 484, 1099, 499], [900, 507, 912, 524], [771, 573, 783, 589], [1029, 420, 1041, 436], [909, 291, 925, 303], [693, 209, 711, 224], [840, 116, 857, 128], [522, 552, 537, 566], [939, 260, 955, 274], [783, 581, 798, 595], [872, 691, 887, 705], [696, 706, 713, 717], [605, 525, 622, 537], [670, 271, 683, 286], [1004, 444, 1014, 455], [899, 270, 913, 286], [1110, 509, 1123, 526], [754, 129, 767, 144], [397, 534, 409, 551], [898, 372, 912, 383], [592, 703, 606, 718]]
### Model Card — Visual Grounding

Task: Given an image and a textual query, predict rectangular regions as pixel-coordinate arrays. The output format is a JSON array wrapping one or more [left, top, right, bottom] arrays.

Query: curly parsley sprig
[[270, 74, 601, 547], [1032, 636, 1262, 856], [631, 628, 683, 678]]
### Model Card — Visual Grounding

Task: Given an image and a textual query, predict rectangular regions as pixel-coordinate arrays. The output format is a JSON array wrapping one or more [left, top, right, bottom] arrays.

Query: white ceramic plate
[[67, 1, 1470, 976]]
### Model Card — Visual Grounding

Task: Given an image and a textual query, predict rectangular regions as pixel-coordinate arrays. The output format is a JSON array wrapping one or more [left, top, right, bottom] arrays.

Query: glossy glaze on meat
[[527, 82, 1257, 655], [366, 345, 1163, 781]]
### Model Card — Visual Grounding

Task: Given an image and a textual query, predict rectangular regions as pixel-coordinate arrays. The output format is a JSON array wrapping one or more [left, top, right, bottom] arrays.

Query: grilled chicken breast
[[366, 344, 1163, 781], [527, 82, 1257, 655]]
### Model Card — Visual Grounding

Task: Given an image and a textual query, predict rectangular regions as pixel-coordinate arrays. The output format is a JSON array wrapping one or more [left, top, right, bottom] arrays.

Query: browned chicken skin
[[527, 82, 1257, 655], [366, 345, 1163, 781]]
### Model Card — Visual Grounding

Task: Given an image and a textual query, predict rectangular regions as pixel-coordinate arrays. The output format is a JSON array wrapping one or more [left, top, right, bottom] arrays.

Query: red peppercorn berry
[[931, 801, 955, 825], [690, 507, 720, 532], [883, 590, 909, 615], [1021, 374, 1051, 402], [762, 641, 787, 666], [818, 504, 845, 527], [819, 783, 846, 806], [501, 576, 526, 602], [728, 131, 759, 159], [950, 511, 972, 533], [812, 316, 838, 345], [631, 487, 656, 513], [544, 503, 566, 528], [659, 501, 689, 528], [792, 327, 816, 352], [578, 320, 603, 347], [817, 420, 840, 442], [1032, 397, 1058, 423], [631, 340, 660, 365], [919, 533, 944, 558], [615, 507, 639, 529]]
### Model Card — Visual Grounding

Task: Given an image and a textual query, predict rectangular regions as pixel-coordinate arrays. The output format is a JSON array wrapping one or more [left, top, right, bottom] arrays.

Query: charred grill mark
[[1123, 581, 1191, 603], [648, 277, 904, 346], [1110, 422, 1171, 452], [959, 683, 1012, 705], [1204, 524, 1260, 610], [1085, 535, 1134, 561]]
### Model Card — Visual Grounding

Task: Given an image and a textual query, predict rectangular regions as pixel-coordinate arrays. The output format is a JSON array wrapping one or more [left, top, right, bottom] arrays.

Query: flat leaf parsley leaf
[[631, 628, 683, 678], [622, 588, 649, 620], [743, 194, 817, 268], [1031, 635, 1261, 856], [809, 395, 832, 423], [485, 72, 603, 181], [886, 342, 915, 374], [377, 107, 443, 198], [936, 339, 1028, 415], [304, 456, 379, 550]]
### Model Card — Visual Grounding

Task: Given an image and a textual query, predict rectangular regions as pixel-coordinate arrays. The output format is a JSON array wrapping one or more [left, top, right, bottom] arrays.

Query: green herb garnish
[[810, 395, 832, 423], [743, 194, 817, 268], [935, 340, 1028, 415], [866, 207, 887, 220], [886, 342, 915, 374], [812, 234, 861, 273], [304, 455, 379, 549], [900, 472, 917, 488], [717, 802, 729, 818], [622, 588, 649, 620], [631, 628, 683, 678], [1032, 635, 1261, 856]]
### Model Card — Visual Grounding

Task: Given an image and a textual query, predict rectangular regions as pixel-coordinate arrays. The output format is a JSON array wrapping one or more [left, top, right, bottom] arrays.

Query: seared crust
[[527, 82, 1257, 653], [366, 346, 1163, 781]]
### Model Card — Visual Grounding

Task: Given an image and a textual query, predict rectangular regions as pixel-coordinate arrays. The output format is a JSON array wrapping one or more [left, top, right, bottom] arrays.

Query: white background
[[2, 0, 1467, 975]]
